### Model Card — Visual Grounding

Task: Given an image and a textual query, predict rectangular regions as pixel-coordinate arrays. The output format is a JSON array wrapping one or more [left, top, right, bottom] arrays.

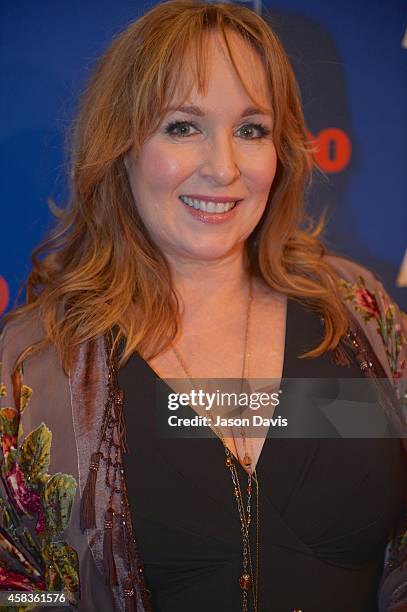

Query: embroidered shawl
[[0, 255, 406, 611]]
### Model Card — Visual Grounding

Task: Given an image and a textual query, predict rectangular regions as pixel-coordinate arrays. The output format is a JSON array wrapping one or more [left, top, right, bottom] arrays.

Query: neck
[[166, 248, 251, 314]]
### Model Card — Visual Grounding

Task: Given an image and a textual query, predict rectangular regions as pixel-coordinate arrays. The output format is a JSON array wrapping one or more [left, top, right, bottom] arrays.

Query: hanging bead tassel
[[80, 451, 101, 530], [103, 507, 118, 586], [114, 389, 129, 454]]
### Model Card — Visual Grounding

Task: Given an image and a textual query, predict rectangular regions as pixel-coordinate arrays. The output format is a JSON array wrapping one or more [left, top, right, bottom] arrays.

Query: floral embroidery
[[0, 362, 79, 609], [338, 275, 406, 382]]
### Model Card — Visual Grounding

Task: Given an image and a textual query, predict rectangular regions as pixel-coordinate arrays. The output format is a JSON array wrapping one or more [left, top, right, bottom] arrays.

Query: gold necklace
[[171, 275, 259, 612]]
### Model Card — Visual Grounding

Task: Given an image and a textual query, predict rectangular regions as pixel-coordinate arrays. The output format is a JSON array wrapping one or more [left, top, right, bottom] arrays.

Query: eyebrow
[[167, 104, 271, 117]]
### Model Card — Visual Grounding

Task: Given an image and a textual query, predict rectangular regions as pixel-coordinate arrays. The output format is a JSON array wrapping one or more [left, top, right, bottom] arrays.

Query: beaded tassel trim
[[80, 334, 152, 611]]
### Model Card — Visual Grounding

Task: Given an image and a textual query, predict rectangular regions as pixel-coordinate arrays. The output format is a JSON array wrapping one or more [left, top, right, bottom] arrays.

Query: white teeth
[[179, 196, 237, 213]]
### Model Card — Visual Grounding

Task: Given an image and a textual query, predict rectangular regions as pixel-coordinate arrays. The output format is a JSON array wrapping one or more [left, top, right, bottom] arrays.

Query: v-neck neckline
[[130, 295, 302, 475]]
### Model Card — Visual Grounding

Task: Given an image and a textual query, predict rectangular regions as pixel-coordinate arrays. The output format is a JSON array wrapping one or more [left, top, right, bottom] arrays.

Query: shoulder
[[325, 254, 405, 335], [326, 254, 406, 385], [325, 253, 376, 280], [0, 309, 47, 383], [0, 309, 64, 420]]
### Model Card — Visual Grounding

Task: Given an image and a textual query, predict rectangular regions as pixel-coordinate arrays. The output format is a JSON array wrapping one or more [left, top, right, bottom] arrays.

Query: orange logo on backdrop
[[308, 128, 352, 173]]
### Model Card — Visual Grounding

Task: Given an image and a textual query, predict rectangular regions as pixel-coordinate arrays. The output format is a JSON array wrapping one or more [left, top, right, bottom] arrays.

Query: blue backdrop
[[1, 0, 406, 315]]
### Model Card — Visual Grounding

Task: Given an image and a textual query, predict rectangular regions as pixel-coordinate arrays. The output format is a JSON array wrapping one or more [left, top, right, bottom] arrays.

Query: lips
[[179, 195, 241, 224], [180, 194, 243, 203], [179, 195, 237, 214]]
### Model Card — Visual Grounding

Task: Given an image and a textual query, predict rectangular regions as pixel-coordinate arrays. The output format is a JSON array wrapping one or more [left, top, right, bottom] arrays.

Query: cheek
[[260, 150, 278, 190], [244, 147, 278, 195], [137, 146, 194, 193]]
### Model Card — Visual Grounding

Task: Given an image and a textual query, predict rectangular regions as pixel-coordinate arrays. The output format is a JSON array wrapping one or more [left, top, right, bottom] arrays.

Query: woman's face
[[125, 30, 277, 266]]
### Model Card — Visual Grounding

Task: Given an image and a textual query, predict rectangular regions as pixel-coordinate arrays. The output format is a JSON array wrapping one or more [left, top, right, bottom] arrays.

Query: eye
[[237, 123, 271, 139], [164, 120, 200, 138], [163, 119, 271, 140]]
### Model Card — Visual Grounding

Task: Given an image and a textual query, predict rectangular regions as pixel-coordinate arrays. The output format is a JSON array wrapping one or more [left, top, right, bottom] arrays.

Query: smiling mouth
[[179, 195, 238, 213]]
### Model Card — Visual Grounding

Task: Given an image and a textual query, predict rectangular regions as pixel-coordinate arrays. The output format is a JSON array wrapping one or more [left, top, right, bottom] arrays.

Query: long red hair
[[6, 0, 348, 371]]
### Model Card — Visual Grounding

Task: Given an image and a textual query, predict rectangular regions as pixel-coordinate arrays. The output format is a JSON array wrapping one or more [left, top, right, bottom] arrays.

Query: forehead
[[168, 29, 272, 112]]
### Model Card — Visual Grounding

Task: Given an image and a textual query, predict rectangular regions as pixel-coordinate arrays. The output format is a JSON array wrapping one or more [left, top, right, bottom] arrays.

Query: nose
[[199, 131, 241, 185]]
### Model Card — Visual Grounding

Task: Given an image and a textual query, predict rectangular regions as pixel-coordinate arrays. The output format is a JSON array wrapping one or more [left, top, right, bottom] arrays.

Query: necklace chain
[[171, 275, 259, 612]]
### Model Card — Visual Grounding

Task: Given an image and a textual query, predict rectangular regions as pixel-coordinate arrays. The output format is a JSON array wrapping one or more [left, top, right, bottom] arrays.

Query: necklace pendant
[[243, 453, 252, 468], [239, 573, 252, 590]]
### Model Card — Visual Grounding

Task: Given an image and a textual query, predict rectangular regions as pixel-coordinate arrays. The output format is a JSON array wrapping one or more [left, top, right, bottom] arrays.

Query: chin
[[187, 248, 232, 261]]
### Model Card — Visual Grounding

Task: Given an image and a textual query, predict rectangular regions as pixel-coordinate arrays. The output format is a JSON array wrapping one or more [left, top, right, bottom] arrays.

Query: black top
[[119, 298, 406, 612]]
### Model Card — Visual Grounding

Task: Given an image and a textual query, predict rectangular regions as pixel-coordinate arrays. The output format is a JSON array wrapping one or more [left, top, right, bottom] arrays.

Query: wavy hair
[[6, 0, 349, 372]]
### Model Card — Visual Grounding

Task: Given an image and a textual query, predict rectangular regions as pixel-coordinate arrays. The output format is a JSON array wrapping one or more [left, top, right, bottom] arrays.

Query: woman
[[0, 1, 406, 610]]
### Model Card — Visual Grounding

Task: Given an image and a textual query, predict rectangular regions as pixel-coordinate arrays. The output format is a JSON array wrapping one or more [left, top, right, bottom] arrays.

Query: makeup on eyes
[[164, 119, 271, 139]]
